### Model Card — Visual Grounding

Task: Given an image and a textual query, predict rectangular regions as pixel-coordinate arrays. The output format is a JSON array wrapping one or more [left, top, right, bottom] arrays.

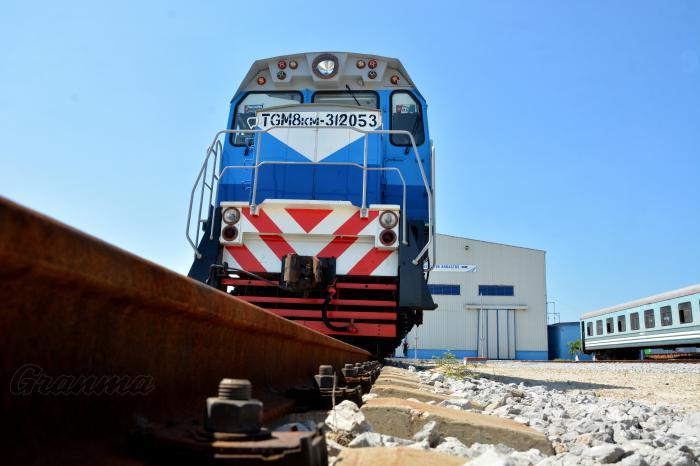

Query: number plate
[[256, 110, 381, 129]]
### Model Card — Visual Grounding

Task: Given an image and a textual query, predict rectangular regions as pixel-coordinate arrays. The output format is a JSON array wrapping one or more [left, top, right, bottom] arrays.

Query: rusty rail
[[0, 196, 370, 464]]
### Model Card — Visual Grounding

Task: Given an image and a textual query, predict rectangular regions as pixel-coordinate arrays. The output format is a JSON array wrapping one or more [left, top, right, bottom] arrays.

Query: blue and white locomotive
[[581, 284, 700, 359], [186, 53, 437, 357]]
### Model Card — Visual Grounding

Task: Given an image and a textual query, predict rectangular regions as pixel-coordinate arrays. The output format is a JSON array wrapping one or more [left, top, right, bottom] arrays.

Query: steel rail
[[0, 196, 370, 465]]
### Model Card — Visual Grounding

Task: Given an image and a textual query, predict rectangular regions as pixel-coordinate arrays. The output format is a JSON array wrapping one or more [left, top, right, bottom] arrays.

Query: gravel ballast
[[324, 362, 700, 465], [473, 361, 700, 411]]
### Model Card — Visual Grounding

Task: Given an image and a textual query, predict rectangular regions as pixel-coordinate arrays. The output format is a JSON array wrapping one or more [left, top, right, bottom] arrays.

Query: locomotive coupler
[[280, 254, 335, 292]]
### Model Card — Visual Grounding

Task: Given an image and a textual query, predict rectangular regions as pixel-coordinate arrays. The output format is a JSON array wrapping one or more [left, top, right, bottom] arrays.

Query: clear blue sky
[[1, 1, 698, 322]]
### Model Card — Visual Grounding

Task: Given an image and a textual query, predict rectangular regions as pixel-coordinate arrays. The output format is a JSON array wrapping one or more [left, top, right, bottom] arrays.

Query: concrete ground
[[466, 361, 700, 411]]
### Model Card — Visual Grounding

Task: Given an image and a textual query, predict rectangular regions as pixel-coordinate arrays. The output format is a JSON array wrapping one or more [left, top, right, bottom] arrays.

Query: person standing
[[402, 338, 408, 358]]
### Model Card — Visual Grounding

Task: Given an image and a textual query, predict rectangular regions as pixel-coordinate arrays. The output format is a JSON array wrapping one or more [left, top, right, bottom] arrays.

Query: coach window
[[679, 302, 693, 324], [630, 312, 640, 330], [660, 306, 673, 326], [231, 91, 303, 145], [390, 91, 425, 147], [617, 315, 626, 332], [586, 322, 593, 336], [312, 91, 379, 108], [606, 318, 614, 333], [644, 309, 655, 328], [595, 320, 603, 335]]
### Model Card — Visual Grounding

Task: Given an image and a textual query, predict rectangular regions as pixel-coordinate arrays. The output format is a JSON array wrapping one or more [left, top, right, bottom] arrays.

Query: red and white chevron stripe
[[219, 200, 399, 276]]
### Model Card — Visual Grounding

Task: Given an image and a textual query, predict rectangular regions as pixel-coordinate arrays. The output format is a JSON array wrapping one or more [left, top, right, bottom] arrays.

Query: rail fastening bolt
[[218, 378, 252, 400], [315, 365, 337, 389], [342, 363, 357, 378], [205, 378, 262, 434]]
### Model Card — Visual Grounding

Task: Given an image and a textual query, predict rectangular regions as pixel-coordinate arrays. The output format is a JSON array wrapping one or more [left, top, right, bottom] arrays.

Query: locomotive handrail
[[187, 125, 434, 265], [429, 141, 437, 270], [186, 139, 221, 255], [215, 162, 408, 246]]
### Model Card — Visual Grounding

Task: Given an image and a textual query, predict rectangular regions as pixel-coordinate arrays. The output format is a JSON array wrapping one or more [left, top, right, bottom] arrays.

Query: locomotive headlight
[[316, 59, 335, 76], [379, 211, 398, 229], [222, 207, 241, 225], [312, 54, 338, 79]]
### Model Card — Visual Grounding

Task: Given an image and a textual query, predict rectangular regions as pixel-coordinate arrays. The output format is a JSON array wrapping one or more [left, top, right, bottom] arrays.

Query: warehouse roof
[[437, 233, 546, 253]]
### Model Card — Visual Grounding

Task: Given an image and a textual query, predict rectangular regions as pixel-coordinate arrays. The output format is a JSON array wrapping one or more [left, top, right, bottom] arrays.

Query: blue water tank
[[547, 322, 592, 360]]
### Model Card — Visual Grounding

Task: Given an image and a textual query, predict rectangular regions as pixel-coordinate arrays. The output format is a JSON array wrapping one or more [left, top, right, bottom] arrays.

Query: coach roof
[[580, 283, 700, 320]]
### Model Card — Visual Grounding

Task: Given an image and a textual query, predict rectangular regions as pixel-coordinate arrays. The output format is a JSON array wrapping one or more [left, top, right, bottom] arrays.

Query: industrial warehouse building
[[403, 234, 548, 360]]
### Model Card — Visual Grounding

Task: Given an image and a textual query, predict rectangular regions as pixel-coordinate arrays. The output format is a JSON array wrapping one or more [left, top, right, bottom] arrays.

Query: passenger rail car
[[580, 284, 700, 359], [185, 53, 437, 358]]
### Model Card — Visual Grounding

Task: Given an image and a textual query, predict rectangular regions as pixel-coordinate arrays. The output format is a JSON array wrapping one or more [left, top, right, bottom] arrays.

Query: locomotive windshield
[[390, 91, 425, 147], [231, 91, 302, 145], [312, 91, 379, 108]]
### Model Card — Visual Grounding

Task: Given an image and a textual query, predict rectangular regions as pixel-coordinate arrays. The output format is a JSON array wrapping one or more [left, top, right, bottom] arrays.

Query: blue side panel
[[401, 349, 549, 360], [384, 184, 429, 224], [515, 350, 549, 360], [401, 349, 478, 359]]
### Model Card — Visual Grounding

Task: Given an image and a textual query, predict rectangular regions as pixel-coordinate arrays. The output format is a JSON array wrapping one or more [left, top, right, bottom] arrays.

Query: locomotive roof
[[580, 283, 700, 320], [234, 52, 417, 96]]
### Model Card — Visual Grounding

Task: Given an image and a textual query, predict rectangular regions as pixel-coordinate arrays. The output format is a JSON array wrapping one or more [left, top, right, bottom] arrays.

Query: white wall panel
[[406, 234, 548, 357]]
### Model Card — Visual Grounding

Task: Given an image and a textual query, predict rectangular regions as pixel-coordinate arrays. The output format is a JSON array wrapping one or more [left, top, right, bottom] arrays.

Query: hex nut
[[314, 374, 336, 389], [205, 397, 263, 434]]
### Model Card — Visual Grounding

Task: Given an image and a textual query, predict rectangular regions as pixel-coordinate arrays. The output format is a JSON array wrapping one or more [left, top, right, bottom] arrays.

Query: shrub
[[433, 351, 477, 379], [568, 339, 583, 358]]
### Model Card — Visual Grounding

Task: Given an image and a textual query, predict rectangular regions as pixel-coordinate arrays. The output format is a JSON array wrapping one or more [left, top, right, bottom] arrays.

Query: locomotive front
[[187, 52, 436, 358]]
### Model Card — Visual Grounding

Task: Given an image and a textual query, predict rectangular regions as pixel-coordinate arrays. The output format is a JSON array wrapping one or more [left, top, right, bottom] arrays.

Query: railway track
[[0, 196, 376, 465], [572, 359, 700, 363], [398, 358, 700, 365]]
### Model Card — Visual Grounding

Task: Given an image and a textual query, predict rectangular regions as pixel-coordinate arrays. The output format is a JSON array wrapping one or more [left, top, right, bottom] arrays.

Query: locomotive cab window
[[679, 302, 693, 324], [630, 312, 640, 330], [231, 91, 303, 145], [586, 322, 593, 336], [660, 306, 673, 326], [644, 309, 655, 328], [617, 315, 626, 332], [606, 318, 614, 333], [312, 91, 379, 108], [390, 91, 425, 147], [596, 320, 603, 335]]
